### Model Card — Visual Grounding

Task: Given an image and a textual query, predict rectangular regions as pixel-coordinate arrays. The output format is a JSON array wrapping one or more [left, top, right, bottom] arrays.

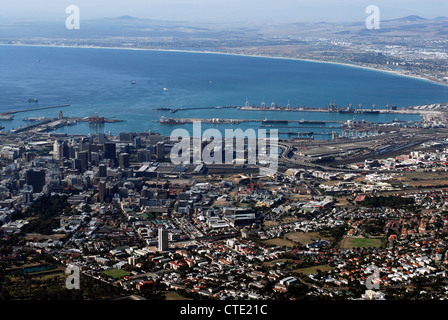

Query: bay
[[0, 45, 447, 138]]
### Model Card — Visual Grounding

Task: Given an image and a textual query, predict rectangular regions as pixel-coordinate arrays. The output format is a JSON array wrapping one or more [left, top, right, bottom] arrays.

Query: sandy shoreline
[[1, 42, 447, 88]]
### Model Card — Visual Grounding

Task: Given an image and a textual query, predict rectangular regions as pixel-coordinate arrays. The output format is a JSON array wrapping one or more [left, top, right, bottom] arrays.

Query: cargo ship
[[262, 118, 289, 124], [298, 119, 326, 125], [355, 109, 380, 114]]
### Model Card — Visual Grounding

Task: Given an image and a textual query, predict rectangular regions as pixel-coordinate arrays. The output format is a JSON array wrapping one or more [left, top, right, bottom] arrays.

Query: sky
[[0, 0, 447, 23]]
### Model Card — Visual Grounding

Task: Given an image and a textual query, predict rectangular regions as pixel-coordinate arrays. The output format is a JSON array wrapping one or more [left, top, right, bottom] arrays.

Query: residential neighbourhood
[[2, 129, 448, 301]]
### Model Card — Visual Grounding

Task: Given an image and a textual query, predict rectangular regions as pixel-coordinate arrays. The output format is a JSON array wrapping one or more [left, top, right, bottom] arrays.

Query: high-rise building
[[98, 133, 107, 144], [103, 142, 116, 164], [53, 140, 70, 161], [158, 227, 168, 252], [119, 132, 136, 142], [90, 152, 100, 166], [119, 153, 130, 169], [137, 149, 152, 163], [98, 164, 107, 177], [21, 185, 33, 204], [156, 141, 165, 161], [79, 138, 91, 160], [25, 169, 46, 193], [71, 158, 82, 171], [77, 150, 89, 172], [98, 180, 106, 203]]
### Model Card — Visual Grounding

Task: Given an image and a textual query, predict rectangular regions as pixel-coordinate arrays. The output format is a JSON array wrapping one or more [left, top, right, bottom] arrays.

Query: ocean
[[0, 45, 447, 138]]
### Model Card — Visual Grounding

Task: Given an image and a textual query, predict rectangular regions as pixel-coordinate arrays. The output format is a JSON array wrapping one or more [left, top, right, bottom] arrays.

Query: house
[[273, 283, 288, 293], [306, 239, 330, 249], [361, 290, 386, 300]]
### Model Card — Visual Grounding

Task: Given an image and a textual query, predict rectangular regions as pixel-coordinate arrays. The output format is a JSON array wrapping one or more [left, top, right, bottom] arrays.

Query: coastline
[[2, 43, 448, 89]]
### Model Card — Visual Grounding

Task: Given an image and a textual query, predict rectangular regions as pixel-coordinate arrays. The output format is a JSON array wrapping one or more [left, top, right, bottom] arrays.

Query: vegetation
[[16, 195, 71, 235], [361, 219, 385, 236], [359, 195, 415, 209], [0, 270, 125, 300], [340, 237, 383, 249], [102, 268, 130, 279]]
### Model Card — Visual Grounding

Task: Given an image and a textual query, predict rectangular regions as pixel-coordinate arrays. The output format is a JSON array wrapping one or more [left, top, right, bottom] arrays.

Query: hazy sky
[[1, 0, 447, 23]]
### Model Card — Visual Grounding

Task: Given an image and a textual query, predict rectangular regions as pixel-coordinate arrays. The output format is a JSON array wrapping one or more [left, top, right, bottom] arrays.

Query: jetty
[[0, 104, 71, 120], [159, 116, 343, 125]]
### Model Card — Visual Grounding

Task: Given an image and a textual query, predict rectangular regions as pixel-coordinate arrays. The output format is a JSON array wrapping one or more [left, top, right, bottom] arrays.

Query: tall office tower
[[53, 140, 70, 161], [79, 137, 90, 152], [98, 133, 107, 144], [103, 142, 117, 164], [72, 158, 82, 171], [158, 227, 169, 252], [119, 153, 130, 169], [137, 149, 152, 162], [98, 163, 107, 177], [133, 135, 142, 148], [156, 141, 165, 161], [77, 150, 89, 172], [119, 132, 136, 142], [90, 152, 100, 166], [98, 180, 106, 203], [25, 169, 46, 193]]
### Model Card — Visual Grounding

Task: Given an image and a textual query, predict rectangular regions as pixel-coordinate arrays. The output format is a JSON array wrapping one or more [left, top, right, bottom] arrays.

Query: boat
[[355, 110, 380, 114], [23, 116, 46, 122], [160, 116, 185, 124], [299, 119, 326, 124], [338, 109, 355, 113], [262, 118, 288, 124], [27, 98, 38, 103], [131, 81, 136, 84]]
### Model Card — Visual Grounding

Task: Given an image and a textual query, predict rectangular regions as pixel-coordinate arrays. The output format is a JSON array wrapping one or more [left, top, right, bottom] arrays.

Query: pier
[[9, 115, 125, 134], [168, 106, 238, 114], [159, 116, 343, 125], [0, 104, 71, 120]]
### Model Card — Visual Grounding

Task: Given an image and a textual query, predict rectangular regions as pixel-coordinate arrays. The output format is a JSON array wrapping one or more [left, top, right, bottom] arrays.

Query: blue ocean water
[[0, 45, 447, 138]]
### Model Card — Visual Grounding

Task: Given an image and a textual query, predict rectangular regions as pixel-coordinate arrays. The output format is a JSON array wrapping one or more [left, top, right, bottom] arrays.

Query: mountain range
[[0, 15, 447, 40]]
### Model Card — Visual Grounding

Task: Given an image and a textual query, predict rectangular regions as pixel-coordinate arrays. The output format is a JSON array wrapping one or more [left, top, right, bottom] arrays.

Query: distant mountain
[[389, 15, 427, 22], [1, 14, 448, 41], [115, 15, 142, 21]]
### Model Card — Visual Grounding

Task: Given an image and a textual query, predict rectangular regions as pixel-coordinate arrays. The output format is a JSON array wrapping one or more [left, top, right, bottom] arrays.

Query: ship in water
[[354, 104, 380, 114], [88, 110, 105, 124], [27, 98, 38, 103], [262, 118, 289, 124], [155, 107, 172, 111], [159, 116, 185, 124]]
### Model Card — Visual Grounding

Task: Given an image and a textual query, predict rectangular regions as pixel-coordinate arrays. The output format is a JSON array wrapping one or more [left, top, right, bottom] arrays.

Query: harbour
[[158, 116, 344, 125], [8, 111, 125, 134]]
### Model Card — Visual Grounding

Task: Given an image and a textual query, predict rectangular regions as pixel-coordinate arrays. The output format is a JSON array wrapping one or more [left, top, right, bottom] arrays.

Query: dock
[[9, 115, 125, 134], [159, 117, 343, 125], [169, 106, 238, 114], [0, 104, 71, 120]]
